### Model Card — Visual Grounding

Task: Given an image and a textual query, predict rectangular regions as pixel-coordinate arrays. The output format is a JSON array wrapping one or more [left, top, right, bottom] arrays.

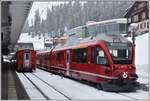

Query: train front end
[[101, 38, 138, 92]]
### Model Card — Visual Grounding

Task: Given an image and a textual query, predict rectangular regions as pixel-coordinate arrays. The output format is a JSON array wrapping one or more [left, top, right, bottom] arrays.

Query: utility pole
[[43, 33, 45, 49]]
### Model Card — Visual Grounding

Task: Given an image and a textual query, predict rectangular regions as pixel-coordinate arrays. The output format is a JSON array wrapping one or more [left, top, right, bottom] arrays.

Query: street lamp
[[129, 23, 138, 44]]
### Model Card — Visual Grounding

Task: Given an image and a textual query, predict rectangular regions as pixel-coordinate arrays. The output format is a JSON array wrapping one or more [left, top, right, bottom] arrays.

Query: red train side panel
[[16, 49, 36, 72]]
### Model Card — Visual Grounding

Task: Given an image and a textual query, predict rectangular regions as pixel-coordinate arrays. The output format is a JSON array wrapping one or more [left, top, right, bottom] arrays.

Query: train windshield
[[25, 53, 29, 60], [109, 47, 132, 64]]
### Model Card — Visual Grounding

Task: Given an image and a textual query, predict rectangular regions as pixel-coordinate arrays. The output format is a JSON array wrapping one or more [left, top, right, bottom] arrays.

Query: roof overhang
[[9, 1, 33, 46]]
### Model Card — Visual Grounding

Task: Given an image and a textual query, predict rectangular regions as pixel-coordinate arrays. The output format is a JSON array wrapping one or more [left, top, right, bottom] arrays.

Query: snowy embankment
[[127, 33, 149, 84]]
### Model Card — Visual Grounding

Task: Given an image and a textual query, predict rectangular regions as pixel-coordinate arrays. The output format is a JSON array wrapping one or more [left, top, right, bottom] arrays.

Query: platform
[[2, 61, 29, 100]]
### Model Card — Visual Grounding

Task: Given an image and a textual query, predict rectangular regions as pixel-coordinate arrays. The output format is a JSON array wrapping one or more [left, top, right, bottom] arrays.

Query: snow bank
[[135, 33, 148, 65], [127, 33, 148, 65], [127, 33, 149, 84]]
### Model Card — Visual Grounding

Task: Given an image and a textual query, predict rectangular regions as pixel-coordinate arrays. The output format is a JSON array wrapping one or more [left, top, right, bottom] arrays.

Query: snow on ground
[[25, 73, 68, 100], [16, 72, 46, 100], [134, 33, 148, 65], [32, 69, 148, 100], [136, 64, 148, 84], [127, 33, 149, 84]]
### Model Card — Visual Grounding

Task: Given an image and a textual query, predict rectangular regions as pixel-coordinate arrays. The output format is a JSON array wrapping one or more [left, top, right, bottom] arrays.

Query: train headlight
[[122, 72, 128, 78]]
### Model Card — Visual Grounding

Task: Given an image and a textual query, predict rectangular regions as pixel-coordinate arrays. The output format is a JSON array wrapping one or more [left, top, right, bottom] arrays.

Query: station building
[[124, 1, 149, 35]]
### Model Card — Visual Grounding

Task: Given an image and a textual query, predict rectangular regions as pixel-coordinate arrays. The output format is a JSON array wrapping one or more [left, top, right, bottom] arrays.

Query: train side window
[[66, 51, 70, 63], [96, 47, 108, 66], [72, 50, 76, 62], [72, 48, 87, 63], [79, 48, 87, 63], [91, 48, 95, 63]]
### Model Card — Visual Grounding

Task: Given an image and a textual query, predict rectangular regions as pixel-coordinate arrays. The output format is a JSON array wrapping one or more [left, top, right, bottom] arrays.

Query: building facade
[[124, 1, 149, 35]]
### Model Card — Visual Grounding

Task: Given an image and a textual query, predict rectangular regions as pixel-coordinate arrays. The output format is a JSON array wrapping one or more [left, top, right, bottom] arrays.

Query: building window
[[133, 15, 139, 22], [144, 22, 146, 28], [128, 18, 131, 23], [137, 24, 139, 29], [138, 2, 145, 9], [141, 12, 146, 20], [133, 6, 137, 11], [140, 23, 143, 29], [147, 21, 149, 28]]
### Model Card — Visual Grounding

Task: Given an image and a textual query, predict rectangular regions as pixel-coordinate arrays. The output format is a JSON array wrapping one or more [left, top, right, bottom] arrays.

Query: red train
[[36, 19, 138, 91], [16, 49, 36, 72]]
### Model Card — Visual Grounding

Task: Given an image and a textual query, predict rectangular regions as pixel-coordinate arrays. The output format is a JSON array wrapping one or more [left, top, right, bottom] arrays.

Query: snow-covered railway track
[[116, 93, 138, 100], [31, 73, 72, 100], [33, 72, 137, 100], [23, 73, 50, 100], [16, 72, 46, 100], [17, 68, 148, 100], [23, 73, 71, 100], [33, 69, 148, 100]]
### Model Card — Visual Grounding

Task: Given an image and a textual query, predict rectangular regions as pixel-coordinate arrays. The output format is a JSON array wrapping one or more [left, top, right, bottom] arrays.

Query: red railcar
[[36, 18, 138, 91], [37, 39, 138, 91], [16, 49, 36, 72]]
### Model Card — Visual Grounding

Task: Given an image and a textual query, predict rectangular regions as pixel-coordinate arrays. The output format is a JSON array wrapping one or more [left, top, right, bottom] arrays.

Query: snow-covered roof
[[86, 18, 127, 26], [124, 1, 135, 17]]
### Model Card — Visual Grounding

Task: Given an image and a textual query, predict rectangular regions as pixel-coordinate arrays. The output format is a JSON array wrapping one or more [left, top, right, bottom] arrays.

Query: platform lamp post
[[129, 23, 138, 44]]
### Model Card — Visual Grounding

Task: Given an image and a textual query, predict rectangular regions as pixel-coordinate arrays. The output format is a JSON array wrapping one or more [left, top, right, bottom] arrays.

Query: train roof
[[37, 48, 53, 54], [53, 34, 131, 51], [17, 48, 35, 52]]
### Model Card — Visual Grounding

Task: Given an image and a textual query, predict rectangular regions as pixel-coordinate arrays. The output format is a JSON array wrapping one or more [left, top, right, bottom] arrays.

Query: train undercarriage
[[100, 79, 139, 92]]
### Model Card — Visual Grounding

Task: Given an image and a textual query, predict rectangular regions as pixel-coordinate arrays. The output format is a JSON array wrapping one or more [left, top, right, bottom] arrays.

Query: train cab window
[[25, 53, 29, 60], [96, 47, 108, 65], [109, 48, 132, 64]]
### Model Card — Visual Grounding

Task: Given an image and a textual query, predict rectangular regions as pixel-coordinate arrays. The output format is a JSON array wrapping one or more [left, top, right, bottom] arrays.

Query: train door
[[66, 50, 70, 76], [24, 51, 30, 68]]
